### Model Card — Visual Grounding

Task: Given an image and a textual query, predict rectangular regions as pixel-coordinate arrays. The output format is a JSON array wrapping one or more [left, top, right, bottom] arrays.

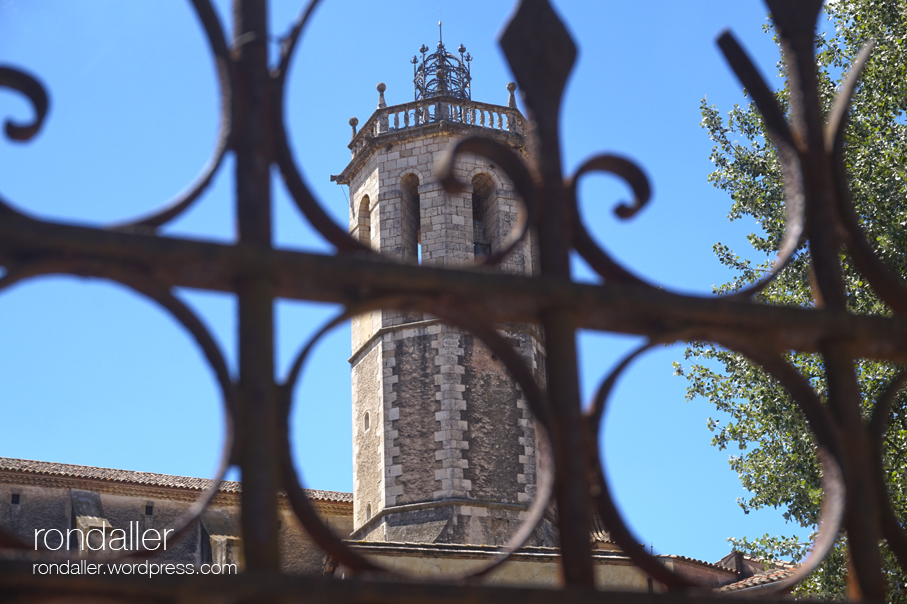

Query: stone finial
[[349, 117, 359, 140], [507, 82, 517, 109], [376, 83, 389, 133]]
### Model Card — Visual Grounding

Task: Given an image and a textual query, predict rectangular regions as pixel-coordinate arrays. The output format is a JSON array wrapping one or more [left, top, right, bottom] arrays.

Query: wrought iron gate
[[1, 0, 905, 601]]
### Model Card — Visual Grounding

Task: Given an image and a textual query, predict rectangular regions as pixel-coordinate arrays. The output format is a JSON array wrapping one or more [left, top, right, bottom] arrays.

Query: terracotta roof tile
[[717, 568, 794, 592], [590, 512, 612, 543], [0, 457, 352, 503], [659, 554, 738, 573]]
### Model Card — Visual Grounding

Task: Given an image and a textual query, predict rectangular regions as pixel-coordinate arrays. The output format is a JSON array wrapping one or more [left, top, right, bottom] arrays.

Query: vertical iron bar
[[233, 0, 280, 572], [498, 2, 593, 582], [533, 119, 595, 585], [780, 21, 847, 311], [540, 307, 593, 586], [770, 3, 885, 596], [825, 346, 885, 599]]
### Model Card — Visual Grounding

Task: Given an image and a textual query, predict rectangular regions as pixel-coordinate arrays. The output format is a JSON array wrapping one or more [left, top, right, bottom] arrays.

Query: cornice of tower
[[348, 318, 543, 368]]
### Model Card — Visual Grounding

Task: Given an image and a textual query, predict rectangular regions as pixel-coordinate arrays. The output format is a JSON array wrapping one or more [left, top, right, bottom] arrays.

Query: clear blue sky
[[0, 0, 819, 563]]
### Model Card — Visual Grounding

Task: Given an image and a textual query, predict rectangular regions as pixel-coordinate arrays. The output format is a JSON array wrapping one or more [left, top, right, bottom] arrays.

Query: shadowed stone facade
[[0, 458, 352, 574], [334, 80, 553, 547]]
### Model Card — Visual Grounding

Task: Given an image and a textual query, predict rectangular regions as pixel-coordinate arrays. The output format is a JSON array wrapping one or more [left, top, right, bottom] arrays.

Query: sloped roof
[[588, 515, 742, 576], [0, 457, 352, 503], [590, 512, 612, 543], [659, 554, 741, 574], [717, 568, 794, 592]]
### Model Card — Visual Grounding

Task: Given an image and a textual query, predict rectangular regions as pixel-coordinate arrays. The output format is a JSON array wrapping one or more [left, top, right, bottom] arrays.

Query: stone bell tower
[[331, 33, 552, 547]]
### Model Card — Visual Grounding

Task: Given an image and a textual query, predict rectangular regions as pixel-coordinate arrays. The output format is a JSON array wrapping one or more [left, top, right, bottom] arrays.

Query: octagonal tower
[[331, 35, 553, 547]]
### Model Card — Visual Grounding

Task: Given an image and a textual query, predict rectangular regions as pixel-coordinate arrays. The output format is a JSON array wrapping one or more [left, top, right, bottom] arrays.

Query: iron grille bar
[[1, 215, 906, 363]]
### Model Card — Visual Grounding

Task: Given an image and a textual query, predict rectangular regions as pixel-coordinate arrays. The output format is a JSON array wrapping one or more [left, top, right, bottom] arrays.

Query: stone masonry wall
[[351, 343, 383, 528], [346, 121, 547, 546], [349, 160, 381, 354], [348, 320, 551, 546], [346, 129, 534, 357], [386, 330, 439, 506], [460, 335, 521, 503]]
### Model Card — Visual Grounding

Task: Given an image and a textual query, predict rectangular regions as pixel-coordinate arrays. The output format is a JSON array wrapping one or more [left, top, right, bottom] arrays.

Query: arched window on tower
[[471, 173, 494, 259], [357, 195, 371, 246], [401, 174, 421, 263]]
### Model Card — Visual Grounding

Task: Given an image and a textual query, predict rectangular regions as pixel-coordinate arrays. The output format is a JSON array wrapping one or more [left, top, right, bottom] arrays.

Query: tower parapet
[[343, 94, 523, 160], [333, 38, 551, 548]]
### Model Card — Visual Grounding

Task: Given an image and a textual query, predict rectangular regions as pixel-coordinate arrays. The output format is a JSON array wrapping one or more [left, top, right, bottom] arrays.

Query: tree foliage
[[677, 1, 907, 599]]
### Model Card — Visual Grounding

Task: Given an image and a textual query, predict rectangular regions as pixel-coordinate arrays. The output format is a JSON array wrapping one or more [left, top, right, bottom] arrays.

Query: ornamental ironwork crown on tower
[[410, 22, 472, 101]]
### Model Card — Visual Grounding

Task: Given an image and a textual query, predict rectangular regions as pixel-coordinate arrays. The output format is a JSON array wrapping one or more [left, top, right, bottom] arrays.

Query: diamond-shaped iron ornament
[[500, 0, 576, 133]]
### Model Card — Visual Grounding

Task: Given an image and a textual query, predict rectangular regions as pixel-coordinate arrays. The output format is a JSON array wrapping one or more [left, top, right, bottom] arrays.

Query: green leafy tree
[[677, 1, 907, 599]]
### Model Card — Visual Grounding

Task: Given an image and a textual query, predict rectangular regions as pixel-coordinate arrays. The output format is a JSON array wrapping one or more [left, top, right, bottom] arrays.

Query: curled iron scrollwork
[[0, 261, 236, 561], [0, 66, 49, 142], [0, 1, 234, 233], [272, 1, 372, 255], [0, 66, 50, 220], [436, 137, 538, 267], [109, 0, 235, 232], [583, 340, 845, 593]]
